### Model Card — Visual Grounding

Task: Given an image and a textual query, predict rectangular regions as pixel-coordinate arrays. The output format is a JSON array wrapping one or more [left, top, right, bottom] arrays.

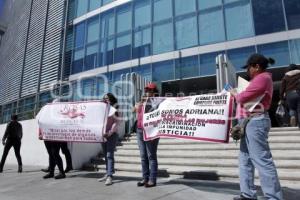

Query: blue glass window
[[115, 33, 131, 63], [175, 0, 196, 16], [72, 49, 84, 74], [133, 27, 151, 58], [100, 38, 114, 65], [252, 0, 286, 35], [132, 64, 152, 81], [101, 12, 115, 38], [198, 7, 225, 45], [152, 60, 174, 82], [102, 0, 113, 5], [89, 0, 101, 11], [257, 41, 290, 67], [224, 0, 254, 40], [289, 39, 300, 64], [284, 0, 300, 30], [224, 0, 242, 3], [82, 79, 94, 98], [112, 68, 131, 82], [117, 5, 132, 33], [87, 17, 100, 43], [75, 23, 85, 48], [154, 0, 173, 22], [153, 22, 174, 55], [227, 46, 256, 71], [198, 0, 222, 10], [76, 0, 88, 17], [200, 52, 223, 76], [134, 0, 151, 28], [85, 44, 98, 70], [175, 15, 198, 49], [175, 55, 199, 79]]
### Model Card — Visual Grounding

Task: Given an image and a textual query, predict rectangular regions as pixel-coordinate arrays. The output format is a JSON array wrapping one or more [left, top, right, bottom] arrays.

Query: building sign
[[143, 92, 233, 143], [36, 101, 109, 142]]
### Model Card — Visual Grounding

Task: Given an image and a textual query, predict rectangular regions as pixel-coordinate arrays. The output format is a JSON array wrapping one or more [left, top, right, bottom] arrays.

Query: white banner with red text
[[143, 92, 234, 143], [36, 101, 109, 143]]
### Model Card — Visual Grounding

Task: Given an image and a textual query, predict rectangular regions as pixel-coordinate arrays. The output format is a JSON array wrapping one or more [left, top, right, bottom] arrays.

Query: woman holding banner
[[98, 93, 119, 186], [229, 54, 282, 200], [134, 83, 160, 188]]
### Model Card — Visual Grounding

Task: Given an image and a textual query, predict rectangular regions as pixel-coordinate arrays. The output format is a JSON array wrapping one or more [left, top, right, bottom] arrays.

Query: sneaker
[[105, 176, 113, 186], [54, 173, 66, 179], [144, 181, 156, 188], [43, 173, 54, 179], [98, 174, 107, 182], [233, 195, 257, 200], [290, 116, 296, 127], [137, 179, 148, 187]]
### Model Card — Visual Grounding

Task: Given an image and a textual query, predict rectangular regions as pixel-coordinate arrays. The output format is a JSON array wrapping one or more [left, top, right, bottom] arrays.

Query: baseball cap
[[242, 53, 275, 69]]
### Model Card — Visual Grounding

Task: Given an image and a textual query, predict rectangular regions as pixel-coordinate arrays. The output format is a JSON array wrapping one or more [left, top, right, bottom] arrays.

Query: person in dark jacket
[[280, 64, 300, 127], [0, 114, 23, 173]]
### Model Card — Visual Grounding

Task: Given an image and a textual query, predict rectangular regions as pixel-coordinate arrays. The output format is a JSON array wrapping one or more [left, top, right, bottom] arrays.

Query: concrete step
[[94, 163, 300, 182], [114, 149, 300, 160], [122, 136, 300, 145], [117, 143, 300, 151], [112, 156, 300, 169], [94, 169, 300, 189], [270, 127, 299, 132]]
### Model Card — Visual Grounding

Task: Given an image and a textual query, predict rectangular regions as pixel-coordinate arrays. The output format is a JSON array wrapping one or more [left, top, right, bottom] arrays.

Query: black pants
[[60, 142, 72, 169], [44, 141, 72, 171], [47, 141, 64, 174], [0, 139, 22, 169]]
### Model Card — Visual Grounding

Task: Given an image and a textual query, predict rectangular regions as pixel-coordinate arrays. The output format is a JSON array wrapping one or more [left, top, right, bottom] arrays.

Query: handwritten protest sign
[[143, 93, 233, 143]]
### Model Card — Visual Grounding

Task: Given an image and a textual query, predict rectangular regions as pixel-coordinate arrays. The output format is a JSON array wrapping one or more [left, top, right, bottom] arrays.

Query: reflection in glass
[[199, 7, 225, 45], [152, 60, 174, 82], [257, 41, 290, 67], [175, 0, 196, 16], [153, 22, 174, 54], [154, 0, 173, 22], [224, 0, 254, 40], [252, 0, 285, 35], [176, 15, 198, 49], [284, 0, 300, 30], [175, 55, 199, 79], [133, 27, 151, 58]]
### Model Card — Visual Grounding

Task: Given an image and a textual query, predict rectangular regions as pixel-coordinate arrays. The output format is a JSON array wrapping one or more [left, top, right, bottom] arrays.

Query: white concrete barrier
[[0, 119, 102, 169]]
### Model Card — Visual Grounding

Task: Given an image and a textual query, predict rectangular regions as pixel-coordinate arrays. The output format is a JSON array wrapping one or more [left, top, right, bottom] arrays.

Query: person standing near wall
[[280, 64, 300, 127], [0, 114, 23, 173], [134, 83, 160, 188], [230, 54, 282, 200], [98, 93, 119, 186]]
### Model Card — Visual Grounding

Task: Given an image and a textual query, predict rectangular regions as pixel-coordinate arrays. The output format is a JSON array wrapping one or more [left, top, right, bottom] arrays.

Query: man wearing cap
[[229, 54, 283, 200]]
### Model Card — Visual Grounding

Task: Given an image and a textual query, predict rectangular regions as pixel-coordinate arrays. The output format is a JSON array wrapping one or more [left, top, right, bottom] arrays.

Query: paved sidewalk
[[0, 165, 299, 200]]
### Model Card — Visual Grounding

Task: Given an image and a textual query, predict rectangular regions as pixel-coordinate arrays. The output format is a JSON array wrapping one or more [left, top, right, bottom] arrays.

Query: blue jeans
[[136, 128, 159, 183], [239, 115, 282, 200], [102, 133, 118, 176]]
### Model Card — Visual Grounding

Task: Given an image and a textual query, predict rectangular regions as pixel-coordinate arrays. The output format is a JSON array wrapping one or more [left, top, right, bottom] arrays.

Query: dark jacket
[[280, 70, 300, 100], [3, 121, 23, 141]]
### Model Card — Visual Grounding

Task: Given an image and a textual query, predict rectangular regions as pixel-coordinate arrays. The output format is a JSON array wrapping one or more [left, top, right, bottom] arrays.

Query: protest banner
[[142, 92, 234, 143], [36, 101, 109, 143]]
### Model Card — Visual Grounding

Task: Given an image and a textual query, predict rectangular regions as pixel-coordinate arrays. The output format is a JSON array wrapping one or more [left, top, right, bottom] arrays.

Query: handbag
[[230, 117, 251, 141], [275, 104, 285, 118]]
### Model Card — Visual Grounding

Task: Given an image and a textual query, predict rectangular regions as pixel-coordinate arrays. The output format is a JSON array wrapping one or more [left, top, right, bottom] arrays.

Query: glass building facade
[[68, 0, 300, 84], [1, 0, 300, 123]]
